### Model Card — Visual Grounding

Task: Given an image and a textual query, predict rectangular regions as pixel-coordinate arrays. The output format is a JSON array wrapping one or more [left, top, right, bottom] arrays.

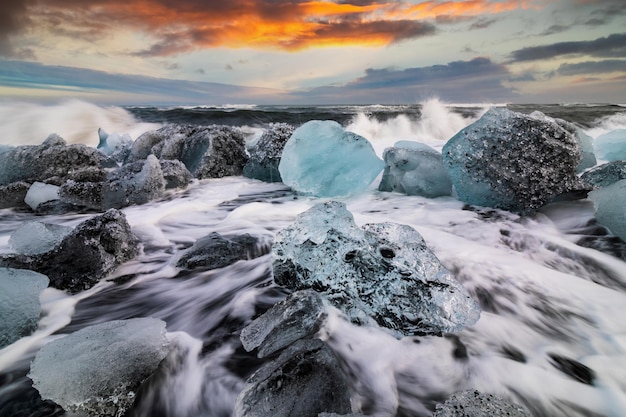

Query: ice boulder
[[594, 129, 626, 161], [581, 161, 626, 188], [433, 390, 531, 417], [272, 201, 480, 336], [29, 318, 170, 417], [0, 268, 49, 348], [159, 159, 193, 189], [442, 108, 586, 214], [278, 120, 385, 197], [24, 182, 60, 211], [243, 123, 295, 182], [176, 232, 270, 270], [234, 338, 352, 417], [378, 141, 452, 197], [97, 128, 133, 164], [0, 209, 139, 293], [9, 221, 72, 255], [589, 179, 626, 241]]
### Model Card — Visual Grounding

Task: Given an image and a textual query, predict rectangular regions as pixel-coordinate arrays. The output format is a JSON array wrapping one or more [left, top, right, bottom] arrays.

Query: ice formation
[[234, 338, 352, 417], [278, 120, 385, 197], [581, 161, 626, 188], [240, 290, 327, 358], [243, 123, 295, 182], [378, 141, 452, 197], [442, 108, 586, 214], [589, 179, 626, 241], [0, 268, 49, 348], [29, 318, 170, 417], [0, 209, 139, 293], [272, 201, 480, 336], [24, 182, 60, 211], [433, 390, 531, 417], [97, 128, 133, 164], [176, 232, 269, 270], [593, 128, 626, 161], [8, 221, 72, 255]]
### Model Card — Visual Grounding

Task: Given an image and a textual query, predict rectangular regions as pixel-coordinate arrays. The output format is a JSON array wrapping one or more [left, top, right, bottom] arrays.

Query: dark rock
[[581, 161, 626, 188], [0, 209, 139, 293], [240, 290, 327, 358], [0, 182, 30, 209], [548, 353, 595, 385], [433, 389, 531, 417], [176, 232, 269, 270], [234, 338, 352, 417], [243, 123, 295, 182]]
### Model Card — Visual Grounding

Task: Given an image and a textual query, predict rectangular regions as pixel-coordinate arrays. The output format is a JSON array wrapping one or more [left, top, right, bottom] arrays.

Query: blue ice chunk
[[9, 221, 72, 255], [24, 182, 60, 210], [97, 128, 133, 164], [0, 268, 49, 348], [379, 141, 452, 198], [442, 108, 585, 214], [589, 179, 626, 241], [29, 318, 170, 417], [581, 161, 626, 188], [594, 129, 626, 161], [278, 120, 385, 197], [272, 201, 480, 336]]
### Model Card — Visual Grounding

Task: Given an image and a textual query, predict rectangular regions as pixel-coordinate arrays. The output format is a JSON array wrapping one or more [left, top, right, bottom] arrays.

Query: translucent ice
[[433, 390, 531, 417], [272, 201, 480, 336], [378, 141, 452, 197], [24, 182, 60, 210], [9, 221, 72, 255], [29, 318, 170, 417], [581, 161, 626, 188], [589, 179, 626, 241], [243, 123, 295, 182], [0, 268, 49, 348], [442, 108, 585, 214], [97, 128, 133, 164], [278, 120, 385, 197], [594, 128, 626, 161]]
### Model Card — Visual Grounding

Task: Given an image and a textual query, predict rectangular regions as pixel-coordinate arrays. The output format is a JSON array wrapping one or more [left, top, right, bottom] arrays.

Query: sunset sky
[[1, 0, 625, 105]]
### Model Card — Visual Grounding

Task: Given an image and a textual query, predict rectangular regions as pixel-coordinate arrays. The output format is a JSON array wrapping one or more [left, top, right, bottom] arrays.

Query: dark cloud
[[510, 33, 626, 62], [469, 18, 496, 30], [0, 1, 36, 58], [556, 60, 626, 76], [539, 24, 570, 36], [583, 1, 626, 26]]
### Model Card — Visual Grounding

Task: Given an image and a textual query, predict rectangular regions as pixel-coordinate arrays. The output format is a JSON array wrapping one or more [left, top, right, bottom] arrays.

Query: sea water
[[0, 99, 625, 417]]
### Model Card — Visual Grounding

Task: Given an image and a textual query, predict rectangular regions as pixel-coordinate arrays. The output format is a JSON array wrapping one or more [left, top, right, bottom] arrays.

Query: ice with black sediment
[[29, 318, 170, 417], [378, 141, 452, 198], [0, 268, 49, 348], [442, 108, 587, 214], [243, 122, 295, 182], [272, 201, 480, 337], [581, 161, 626, 188], [433, 389, 531, 417], [176, 232, 270, 270], [278, 120, 385, 197]]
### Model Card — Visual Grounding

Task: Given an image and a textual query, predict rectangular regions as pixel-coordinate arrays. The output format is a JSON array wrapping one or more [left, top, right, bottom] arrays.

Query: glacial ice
[[272, 201, 480, 336], [278, 120, 385, 197], [0, 268, 49, 348], [594, 128, 626, 161], [9, 221, 72, 255], [24, 182, 60, 210], [581, 161, 626, 188], [442, 108, 586, 214], [97, 128, 133, 164], [589, 179, 626, 241], [378, 141, 452, 197], [243, 123, 295, 182], [234, 338, 351, 417], [240, 290, 327, 358], [29, 318, 170, 417], [433, 390, 531, 417]]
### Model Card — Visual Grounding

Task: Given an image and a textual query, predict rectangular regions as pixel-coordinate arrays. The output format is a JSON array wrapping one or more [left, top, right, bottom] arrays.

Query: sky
[[0, 0, 625, 105]]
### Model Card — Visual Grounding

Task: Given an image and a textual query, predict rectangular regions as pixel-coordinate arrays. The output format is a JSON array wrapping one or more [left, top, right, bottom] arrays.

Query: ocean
[[0, 99, 625, 417]]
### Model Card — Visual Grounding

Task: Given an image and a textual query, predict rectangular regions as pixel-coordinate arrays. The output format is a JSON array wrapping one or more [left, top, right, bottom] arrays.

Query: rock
[[278, 120, 385, 197], [442, 108, 586, 214], [128, 124, 249, 178], [581, 161, 626, 188], [9, 221, 72, 255], [97, 128, 133, 164], [594, 129, 626, 161], [0, 181, 30, 209], [433, 390, 531, 417], [243, 123, 295, 182], [234, 339, 352, 417], [0, 268, 49, 348], [272, 201, 480, 337], [0, 209, 139, 293], [0, 134, 106, 187], [589, 179, 626, 241], [29, 318, 170, 417], [24, 182, 60, 211], [159, 159, 193, 189], [241, 290, 327, 358], [176, 232, 270, 270], [378, 141, 452, 197]]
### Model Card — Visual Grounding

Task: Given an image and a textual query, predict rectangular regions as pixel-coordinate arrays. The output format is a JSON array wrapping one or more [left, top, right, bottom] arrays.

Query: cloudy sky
[[1, 0, 625, 105]]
